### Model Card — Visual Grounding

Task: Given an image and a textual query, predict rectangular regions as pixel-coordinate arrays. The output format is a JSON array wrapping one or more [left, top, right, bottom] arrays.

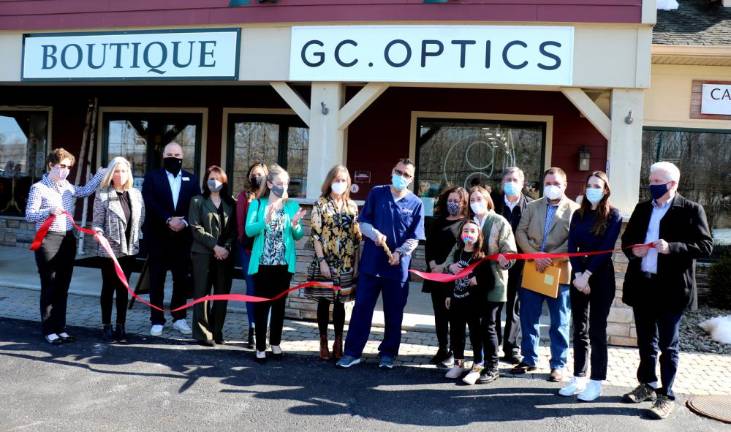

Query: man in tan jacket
[[511, 167, 579, 382]]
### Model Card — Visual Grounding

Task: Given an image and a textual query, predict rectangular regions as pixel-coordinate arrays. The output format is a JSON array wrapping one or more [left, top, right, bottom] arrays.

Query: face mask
[[544, 185, 562, 201], [503, 181, 520, 197], [462, 234, 478, 244], [391, 174, 409, 191], [585, 188, 604, 205], [163, 157, 183, 176], [331, 181, 348, 195], [446, 202, 461, 216], [249, 174, 262, 188], [470, 201, 487, 215], [207, 179, 223, 193], [270, 184, 287, 198], [51, 165, 70, 181], [649, 183, 669, 200]]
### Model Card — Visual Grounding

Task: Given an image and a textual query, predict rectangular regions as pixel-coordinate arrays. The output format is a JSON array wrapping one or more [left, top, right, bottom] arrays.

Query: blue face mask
[[649, 183, 668, 200], [503, 182, 520, 197], [585, 188, 604, 205], [391, 174, 409, 191]]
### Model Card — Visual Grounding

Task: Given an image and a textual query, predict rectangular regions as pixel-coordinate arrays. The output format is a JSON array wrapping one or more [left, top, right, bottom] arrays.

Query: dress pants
[[191, 252, 233, 342], [147, 235, 191, 325], [34, 231, 76, 336]]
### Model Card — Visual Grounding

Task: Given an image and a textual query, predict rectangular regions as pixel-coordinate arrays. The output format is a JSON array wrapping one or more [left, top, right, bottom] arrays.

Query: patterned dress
[[305, 196, 362, 302], [260, 207, 287, 266]]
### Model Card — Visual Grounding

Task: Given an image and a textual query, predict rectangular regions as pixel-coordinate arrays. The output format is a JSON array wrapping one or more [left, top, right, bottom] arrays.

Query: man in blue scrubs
[[337, 159, 425, 369]]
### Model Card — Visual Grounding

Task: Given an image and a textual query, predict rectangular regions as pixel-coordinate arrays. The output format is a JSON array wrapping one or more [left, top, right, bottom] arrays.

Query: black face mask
[[163, 157, 183, 176], [249, 174, 263, 188]]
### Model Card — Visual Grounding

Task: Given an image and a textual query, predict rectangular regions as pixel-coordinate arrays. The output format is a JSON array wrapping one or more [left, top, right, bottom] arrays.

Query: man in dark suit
[[491, 166, 532, 365], [142, 142, 201, 337], [620, 161, 712, 420]]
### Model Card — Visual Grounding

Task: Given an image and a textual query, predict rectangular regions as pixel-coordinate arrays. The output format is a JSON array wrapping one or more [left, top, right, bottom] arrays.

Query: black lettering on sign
[[199, 41, 216, 68], [484, 40, 491, 69], [335, 39, 358, 67], [61, 44, 83, 69], [450, 40, 476, 68], [86, 43, 108, 70], [384, 39, 411, 67], [108, 43, 129, 69], [144, 41, 167, 74], [538, 41, 561, 70], [131, 43, 141, 68], [42, 45, 57, 70], [420, 40, 443, 67], [172, 41, 195, 68], [301, 40, 325, 67], [502, 40, 528, 70]]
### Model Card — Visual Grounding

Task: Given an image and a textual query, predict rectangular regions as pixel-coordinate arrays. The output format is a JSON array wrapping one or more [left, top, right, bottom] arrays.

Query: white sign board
[[290, 25, 574, 85], [22, 29, 240, 81], [701, 84, 731, 116]]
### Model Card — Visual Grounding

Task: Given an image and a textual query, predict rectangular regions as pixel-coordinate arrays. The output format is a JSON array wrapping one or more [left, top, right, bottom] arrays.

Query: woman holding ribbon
[[25, 148, 107, 345], [559, 171, 622, 401], [245, 164, 306, 363], [235, 162, 268, 348], [189, 165, 236, 347], [304, 165, 362, 361], [459, 185, 516, 383], [91, 156, 145, 343], [423, 186, 469, 367]]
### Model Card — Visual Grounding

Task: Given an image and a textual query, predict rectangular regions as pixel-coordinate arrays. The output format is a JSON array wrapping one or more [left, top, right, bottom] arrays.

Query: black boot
[[102, 324, 114, 341], [114, 324, 127, 343], [246, 327, 255, 349]]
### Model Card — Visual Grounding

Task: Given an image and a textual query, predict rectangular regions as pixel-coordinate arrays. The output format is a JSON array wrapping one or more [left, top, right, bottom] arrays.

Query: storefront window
[[416, 118, 545, 213], [0, 109, 49, 216], [226, 113, 309, 198], [641, 128, 731, 244], [102, 112, 202, 188]]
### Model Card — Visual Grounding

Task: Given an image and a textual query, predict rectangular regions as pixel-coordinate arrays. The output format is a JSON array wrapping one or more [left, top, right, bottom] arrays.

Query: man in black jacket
[[620, 161, 712, 420], [491, 167, 532, 365], [142, 142, 201, 337]]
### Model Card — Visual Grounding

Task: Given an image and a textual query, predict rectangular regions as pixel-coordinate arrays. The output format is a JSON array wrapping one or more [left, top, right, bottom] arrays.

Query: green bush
[[708, 252, 731, 310]]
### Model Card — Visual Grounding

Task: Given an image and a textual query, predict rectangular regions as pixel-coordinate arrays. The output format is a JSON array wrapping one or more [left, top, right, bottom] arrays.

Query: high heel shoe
[[102, 324, 114, 341], [332, 335, 343, 360], [319, 335, 330, 360], [114, 324, 127, 343]]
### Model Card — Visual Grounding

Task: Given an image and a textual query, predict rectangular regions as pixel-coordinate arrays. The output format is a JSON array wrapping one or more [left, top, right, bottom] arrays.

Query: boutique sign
[[701, 83, 731, 116], [22, 28, 240, 81], [290, 25, 574, 85]]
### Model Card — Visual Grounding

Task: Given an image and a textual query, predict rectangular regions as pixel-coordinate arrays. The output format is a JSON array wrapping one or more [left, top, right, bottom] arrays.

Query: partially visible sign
[[290, 25, 574, 85], [701, 84, 731, 116], [354, 170, 372, 183], [22, 29, 240, 81]]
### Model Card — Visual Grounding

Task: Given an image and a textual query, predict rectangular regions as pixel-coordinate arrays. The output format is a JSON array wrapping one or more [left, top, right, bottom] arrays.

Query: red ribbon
[[30, 213, 340, 311], [410, 243, 656, 283]]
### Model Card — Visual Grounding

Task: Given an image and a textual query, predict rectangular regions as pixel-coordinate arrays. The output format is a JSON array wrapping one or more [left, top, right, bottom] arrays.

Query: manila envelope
[[521, 261, 561, 299]]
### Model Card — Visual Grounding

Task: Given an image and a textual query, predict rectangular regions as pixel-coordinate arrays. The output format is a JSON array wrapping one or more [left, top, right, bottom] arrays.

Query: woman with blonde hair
[[305, 164, 361, 360], [246, 164, 306, 362], [92, 156, 144, 342]]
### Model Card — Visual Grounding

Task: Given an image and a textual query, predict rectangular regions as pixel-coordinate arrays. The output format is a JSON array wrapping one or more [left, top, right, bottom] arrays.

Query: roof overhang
[[652, 44, 731, 66]]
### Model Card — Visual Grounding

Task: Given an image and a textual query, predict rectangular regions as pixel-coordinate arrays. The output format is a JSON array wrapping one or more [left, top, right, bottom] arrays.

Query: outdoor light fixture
[[625, 110, 634, 124], [578, 146, 591, 171]]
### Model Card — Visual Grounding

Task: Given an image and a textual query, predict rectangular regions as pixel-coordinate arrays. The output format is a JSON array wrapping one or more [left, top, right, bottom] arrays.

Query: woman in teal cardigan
[[245, 164, 306, 362]]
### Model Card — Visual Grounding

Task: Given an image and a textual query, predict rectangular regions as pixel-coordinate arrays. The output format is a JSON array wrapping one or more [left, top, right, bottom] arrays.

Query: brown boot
[[319, 335, 330, 360], [332, 335, 343, 360]]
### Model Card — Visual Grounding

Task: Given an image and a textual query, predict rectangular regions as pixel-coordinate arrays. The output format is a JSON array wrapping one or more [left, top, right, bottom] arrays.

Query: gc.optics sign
[[290, 25, 574, 85], [22, 29, 240, 81]]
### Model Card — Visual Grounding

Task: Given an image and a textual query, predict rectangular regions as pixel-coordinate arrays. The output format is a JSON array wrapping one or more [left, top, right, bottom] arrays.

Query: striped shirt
[[25, 170, 107, 233]]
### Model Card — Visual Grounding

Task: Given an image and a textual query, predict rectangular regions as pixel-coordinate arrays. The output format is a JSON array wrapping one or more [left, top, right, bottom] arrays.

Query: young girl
[[443, 220, 493, 385]]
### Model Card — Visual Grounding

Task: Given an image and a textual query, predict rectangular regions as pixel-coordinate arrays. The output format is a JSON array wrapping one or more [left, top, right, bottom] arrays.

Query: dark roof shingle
[[654, 0, 731, 45]]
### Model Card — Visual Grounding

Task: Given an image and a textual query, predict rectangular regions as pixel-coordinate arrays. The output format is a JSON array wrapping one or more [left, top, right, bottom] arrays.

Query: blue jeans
[[236, 243, 256, 328], [519, 284, 571, 369], [344, 273, 409, 358]]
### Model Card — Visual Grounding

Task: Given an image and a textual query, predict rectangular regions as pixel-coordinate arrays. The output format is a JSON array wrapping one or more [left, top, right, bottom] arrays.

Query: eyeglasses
[[393, 169, 413, 180]]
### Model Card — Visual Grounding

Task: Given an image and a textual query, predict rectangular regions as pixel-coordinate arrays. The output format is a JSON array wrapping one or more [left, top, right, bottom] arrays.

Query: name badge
[[182, 177, 190, 181]]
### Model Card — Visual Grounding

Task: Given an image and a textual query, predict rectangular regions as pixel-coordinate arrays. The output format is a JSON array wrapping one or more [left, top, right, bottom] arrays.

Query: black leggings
[[449, 298, 483, 364], [317, 300, 345, 337], [253, 265, 292, 352], [100, 256, 134, 325]]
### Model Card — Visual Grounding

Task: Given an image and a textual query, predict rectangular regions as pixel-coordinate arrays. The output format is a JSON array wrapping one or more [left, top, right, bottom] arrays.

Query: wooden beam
[[338, 83, 388, 130], [270, 82, 311, 127], [561, 87, 611, 140]]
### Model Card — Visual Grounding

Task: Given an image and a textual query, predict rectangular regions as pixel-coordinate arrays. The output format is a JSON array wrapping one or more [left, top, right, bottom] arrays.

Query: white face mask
[[331, 181, 348, 195], [544, 185, 563, 201], [470, 201, 487, 215]]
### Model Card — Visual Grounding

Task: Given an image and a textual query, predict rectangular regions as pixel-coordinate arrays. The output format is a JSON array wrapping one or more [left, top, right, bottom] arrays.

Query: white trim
[[338, 83, 389, 130], [270, 82, 311, 127], [561, 88, 611, 140], [409, 111, 554, 174], [96, 106, 208, 181], [220, 107, 296, 171]]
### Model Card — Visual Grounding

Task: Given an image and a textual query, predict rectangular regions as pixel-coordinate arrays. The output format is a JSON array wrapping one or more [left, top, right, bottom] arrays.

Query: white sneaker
[[577, 379, 603, 402], [441, 354, 455, 368], [172, 319, 192, 335], [150, 324, 163, 336], [462, 365, 484, 385], [271, 345, 283, 355], [558, 376, 587, 397], [445, 361, 467, 379], [256, 350, 266, 361]]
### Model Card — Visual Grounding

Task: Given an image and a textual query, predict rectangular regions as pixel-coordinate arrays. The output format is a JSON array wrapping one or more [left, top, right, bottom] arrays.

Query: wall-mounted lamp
[[578, 146, 591, 171], [321, 102, 329, 115], [624, 110, 634, 125]]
